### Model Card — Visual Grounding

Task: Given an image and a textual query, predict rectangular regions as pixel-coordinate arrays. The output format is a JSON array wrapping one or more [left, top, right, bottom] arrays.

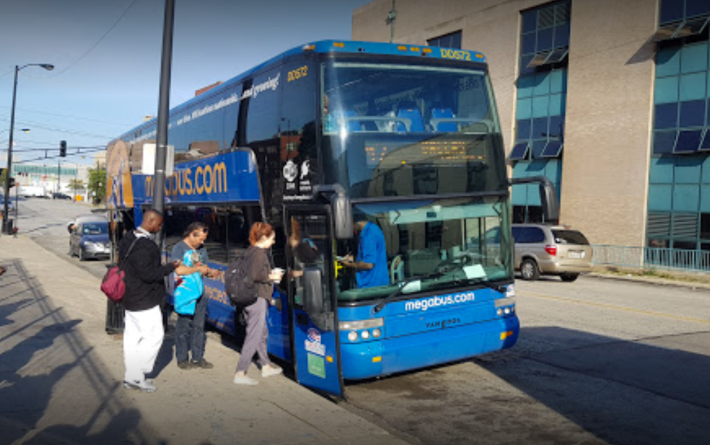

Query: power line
[[53, 0, 141, 76], [0, 105, 135, 127]]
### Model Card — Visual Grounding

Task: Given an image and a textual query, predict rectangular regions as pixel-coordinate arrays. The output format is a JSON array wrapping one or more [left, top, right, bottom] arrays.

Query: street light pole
[[2, 63, 54, 234]]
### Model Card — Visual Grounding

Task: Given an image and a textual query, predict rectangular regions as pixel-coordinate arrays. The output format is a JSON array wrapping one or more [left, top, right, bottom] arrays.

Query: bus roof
[[111, 40, 488, 142]]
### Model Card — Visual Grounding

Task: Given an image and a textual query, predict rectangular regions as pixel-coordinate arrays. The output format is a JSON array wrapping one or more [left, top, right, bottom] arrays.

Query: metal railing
[[592, 245, 710, 273]]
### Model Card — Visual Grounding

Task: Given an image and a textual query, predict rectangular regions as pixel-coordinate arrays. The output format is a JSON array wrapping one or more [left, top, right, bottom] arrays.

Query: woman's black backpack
[[225, 250, 258, 307]]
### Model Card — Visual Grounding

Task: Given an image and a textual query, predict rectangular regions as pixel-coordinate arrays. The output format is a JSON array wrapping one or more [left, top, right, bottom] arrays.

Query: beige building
[[353, 0, 710, 259]]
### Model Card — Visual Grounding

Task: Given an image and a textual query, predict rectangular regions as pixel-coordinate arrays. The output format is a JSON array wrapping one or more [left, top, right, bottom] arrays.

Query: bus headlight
[[340, 318, 384, 341], [372, 328, 382, 338], [497, 308, 503, 316], [361, 330, 370, 340], [348, 331, 358, 341], [504, 307, 511, 315]]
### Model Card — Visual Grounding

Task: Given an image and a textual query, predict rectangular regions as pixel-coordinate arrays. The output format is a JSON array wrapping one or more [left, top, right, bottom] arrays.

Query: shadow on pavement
[[0, 258, 166, 444]]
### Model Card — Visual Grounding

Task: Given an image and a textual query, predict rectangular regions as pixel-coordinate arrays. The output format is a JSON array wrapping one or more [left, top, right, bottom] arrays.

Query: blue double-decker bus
[[106, 40, 554, 398]]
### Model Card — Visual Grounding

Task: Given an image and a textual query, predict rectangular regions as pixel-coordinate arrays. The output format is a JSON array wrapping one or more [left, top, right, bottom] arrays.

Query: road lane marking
[[520, 291, 710, 325]]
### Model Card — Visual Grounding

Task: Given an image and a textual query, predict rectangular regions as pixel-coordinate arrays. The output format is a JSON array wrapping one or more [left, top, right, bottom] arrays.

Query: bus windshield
[[321, 61, 507, 199], [337, 196, 512, 302]]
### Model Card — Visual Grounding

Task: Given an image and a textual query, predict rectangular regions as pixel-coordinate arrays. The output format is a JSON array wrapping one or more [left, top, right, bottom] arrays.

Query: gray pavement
[[0, 234, 412, 445]]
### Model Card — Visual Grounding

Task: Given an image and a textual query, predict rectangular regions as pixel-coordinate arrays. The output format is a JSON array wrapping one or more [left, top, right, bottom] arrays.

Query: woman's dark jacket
[[245, 245, 274, 304]]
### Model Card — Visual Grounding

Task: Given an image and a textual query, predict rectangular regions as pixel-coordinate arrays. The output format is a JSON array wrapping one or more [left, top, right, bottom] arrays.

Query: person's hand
[[343, 254, 354, 262], [207, 268, 220, 278], [198, 265, 209, 275], [172, 260, 182, 268]]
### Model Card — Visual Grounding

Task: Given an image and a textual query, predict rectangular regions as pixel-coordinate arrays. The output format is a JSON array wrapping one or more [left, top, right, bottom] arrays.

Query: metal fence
[[592, 245, 710, 273]]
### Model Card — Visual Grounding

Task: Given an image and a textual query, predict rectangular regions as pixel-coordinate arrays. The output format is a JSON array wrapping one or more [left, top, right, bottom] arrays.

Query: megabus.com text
[[405, 291, 476, 312]]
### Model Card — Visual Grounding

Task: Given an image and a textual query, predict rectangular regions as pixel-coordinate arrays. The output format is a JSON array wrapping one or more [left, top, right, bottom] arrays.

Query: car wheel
[[520, 259, 540, 281], [560, 273, 579, 282]]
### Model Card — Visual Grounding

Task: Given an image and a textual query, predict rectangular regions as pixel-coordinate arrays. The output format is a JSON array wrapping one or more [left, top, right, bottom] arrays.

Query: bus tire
[[520, 259, 539, 281]]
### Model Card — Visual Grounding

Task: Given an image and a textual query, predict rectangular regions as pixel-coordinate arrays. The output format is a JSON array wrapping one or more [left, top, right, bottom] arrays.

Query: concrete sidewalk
[[0, 235, 411, 445]]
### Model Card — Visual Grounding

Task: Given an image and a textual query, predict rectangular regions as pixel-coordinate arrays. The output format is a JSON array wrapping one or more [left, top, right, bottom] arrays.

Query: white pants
[[123, 305, 164, 383]]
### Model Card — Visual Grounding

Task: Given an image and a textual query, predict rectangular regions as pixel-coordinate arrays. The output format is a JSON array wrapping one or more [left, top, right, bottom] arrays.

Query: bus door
[[286, 207, 344, 398]]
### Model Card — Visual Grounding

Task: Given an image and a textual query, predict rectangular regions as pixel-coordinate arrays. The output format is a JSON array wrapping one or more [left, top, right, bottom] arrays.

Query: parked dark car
[[52, 192, 72, 200], [69, 215, 110, 261]]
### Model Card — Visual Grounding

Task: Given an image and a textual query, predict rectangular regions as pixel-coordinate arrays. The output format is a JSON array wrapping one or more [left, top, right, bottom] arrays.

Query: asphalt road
[[9, 198, 710, 445]]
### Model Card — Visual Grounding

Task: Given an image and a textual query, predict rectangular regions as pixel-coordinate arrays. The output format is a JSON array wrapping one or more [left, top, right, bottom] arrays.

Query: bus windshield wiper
[[372, 271, 444, 314]]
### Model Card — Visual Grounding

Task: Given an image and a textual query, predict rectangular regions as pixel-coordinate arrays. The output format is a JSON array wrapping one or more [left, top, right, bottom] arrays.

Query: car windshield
[[552, 230, 589, 245], [82, 223, 108, 235], [337, 197, 512, 302]]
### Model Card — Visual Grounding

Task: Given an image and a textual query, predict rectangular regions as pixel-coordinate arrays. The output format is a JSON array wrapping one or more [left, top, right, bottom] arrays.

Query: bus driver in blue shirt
[[341, 218, 389, 288]]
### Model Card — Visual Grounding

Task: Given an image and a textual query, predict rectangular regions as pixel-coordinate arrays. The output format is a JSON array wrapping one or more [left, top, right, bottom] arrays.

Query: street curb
[[588, 272, 710, 291]]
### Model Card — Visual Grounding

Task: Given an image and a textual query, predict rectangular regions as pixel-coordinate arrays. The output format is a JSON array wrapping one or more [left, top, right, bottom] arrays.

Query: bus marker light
[[500, 332, 507, 340], [361, 330, 371, 340], [372, 356, 382, 363], [410, 47, 420, 52], [348, 332, 358, 341], [397, 46, 408, 51], [422, 48, 433, 54], [327, 356, 333, 363], [334, 42, 345, 48], [302, 44, 315, 51]]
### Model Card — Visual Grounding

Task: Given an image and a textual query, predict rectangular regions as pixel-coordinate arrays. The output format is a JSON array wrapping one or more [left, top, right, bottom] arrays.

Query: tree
[[68, 178, 85, 194], [87, 167, 106, 205]]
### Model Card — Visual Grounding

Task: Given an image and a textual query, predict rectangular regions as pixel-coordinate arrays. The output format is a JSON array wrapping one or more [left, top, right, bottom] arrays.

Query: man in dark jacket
[[118, 210, 206, 392]]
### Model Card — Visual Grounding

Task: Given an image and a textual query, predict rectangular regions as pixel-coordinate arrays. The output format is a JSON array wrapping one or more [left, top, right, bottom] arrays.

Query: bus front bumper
[[340, 315, 519, 380]]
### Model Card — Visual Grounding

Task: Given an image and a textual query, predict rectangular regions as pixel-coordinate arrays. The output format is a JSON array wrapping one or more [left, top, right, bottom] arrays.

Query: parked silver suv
[[512, 224, 592, 282]]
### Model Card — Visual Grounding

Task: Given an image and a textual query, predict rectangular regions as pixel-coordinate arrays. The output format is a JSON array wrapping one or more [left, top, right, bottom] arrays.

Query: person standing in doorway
[[119, 210, 207, 392], [233, 222, 285, 385], [171, 222, 220, 370]]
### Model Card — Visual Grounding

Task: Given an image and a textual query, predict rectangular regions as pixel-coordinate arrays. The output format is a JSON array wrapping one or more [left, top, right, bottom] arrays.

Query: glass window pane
[[533, 71, 551, 95], [652, 22, 683, 41], [681, 42, 709, 74], [656, 47, 681, 77], [531, 140, 547, 158], [549, 93, 564, 115], [654, 76, 680, 104], [680, 72, 706, 101], [522, 32, 536, 55], [522, 10, 537, 34], [699, 130, 710, 150], [517, 97, 532, 119], [660, 0, 684, 24], [541, 141, 564, 157], [549, 115, 564, 138], [532, 95, 550, 118], [532, 117, 549, 139], [654, 131, 678, 154], [549, 69, 565, 93], [675, 17, 710, 38], [655, 102, 679, 129], [517, 119, 532, 140], [687, 0, 710, 18], [510, 142, 529, 160], [679, 100, 706, 127], [520, 55, 536, 75], [517, 74, 535, 98], [536, 27, 554, 52], [553, 22, 571, 49], [674, 130, 703, 153]]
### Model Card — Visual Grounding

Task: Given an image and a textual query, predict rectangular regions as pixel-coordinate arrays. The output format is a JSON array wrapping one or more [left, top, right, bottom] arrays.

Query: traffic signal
[[60, 140, 67, 157]]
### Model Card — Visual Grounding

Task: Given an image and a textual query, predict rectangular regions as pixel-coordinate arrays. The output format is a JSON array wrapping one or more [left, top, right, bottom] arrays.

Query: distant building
[[353, 0, 710, 253]]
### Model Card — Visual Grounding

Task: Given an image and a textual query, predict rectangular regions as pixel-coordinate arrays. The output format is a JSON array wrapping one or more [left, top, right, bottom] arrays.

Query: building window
[[427, 31, 462, 49], [512, 1, 570, 220], [653, 0, 710, 42]]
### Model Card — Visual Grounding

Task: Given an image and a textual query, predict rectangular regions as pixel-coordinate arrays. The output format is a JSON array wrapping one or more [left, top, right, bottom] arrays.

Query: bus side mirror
[[331, 193, 353, 239], [509, 176, 559, 224], [303, 267, 325, 315]]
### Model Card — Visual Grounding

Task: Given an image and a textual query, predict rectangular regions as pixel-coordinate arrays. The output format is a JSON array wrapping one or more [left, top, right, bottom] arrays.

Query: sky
[[0, 0, 375, 167]]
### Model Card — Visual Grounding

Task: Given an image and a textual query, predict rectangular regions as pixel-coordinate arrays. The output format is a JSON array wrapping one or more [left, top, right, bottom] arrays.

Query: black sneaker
[[191, 359, 214, 369], [177, 361, 194, 370]]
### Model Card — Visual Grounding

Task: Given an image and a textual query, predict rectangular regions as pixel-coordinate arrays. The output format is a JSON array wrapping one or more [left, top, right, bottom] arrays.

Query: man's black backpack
[[225, 249, 258, 307]]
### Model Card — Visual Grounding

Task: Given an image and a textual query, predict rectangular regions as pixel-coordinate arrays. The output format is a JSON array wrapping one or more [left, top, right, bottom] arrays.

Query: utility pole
[[152, 0, 175, 245], [386, 0, 397, 43]]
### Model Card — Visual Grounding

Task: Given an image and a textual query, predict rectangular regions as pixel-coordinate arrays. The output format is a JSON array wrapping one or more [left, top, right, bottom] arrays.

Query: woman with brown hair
[[233, 222, 285, 385]]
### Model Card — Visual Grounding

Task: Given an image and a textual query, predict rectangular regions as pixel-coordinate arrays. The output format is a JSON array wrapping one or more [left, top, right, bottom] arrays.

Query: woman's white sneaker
[[233, 373, 259, 385], [261, 364, 283, 378]]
